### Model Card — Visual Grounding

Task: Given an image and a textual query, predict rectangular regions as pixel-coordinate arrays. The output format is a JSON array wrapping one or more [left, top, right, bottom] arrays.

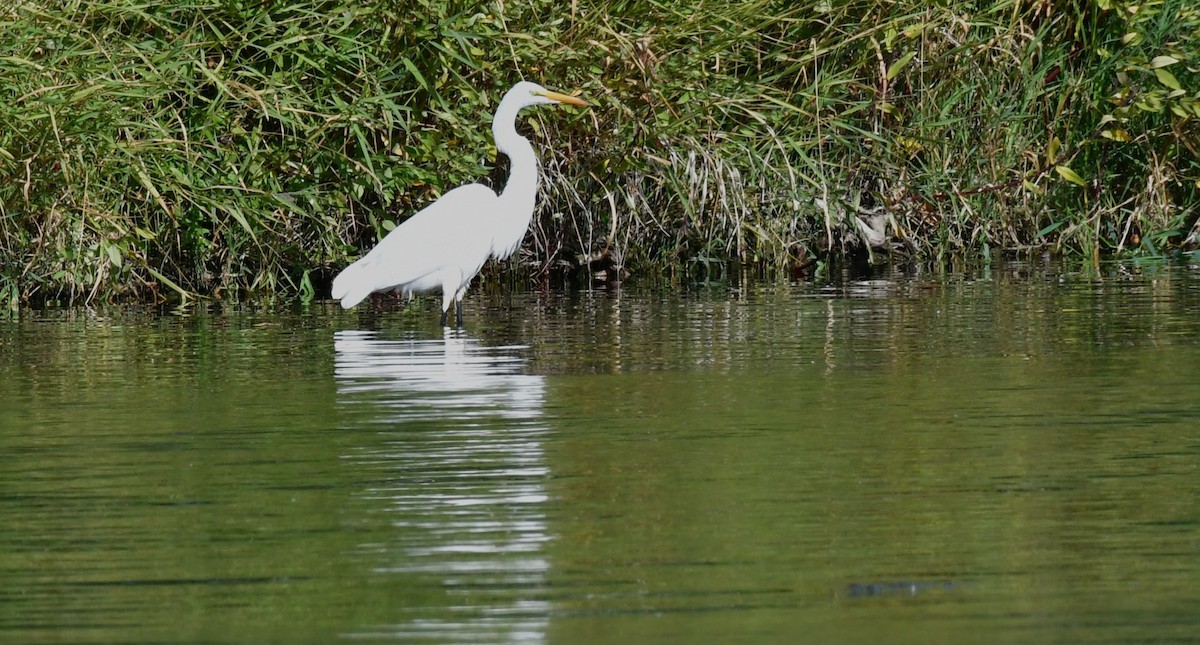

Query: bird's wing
[[332, 184, 499, 307], [366, 183, 499, 278], [369, 183, 498, 261]]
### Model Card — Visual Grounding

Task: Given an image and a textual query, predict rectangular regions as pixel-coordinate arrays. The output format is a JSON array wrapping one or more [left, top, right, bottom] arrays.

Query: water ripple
[[334, 330, 550, 643]]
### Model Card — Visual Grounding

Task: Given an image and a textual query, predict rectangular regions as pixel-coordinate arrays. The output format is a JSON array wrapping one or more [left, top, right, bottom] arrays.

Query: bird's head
[[507, 81, 590, 110]]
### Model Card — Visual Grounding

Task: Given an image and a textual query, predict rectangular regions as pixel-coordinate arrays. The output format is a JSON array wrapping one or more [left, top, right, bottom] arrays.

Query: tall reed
[[1, 0, 1196, 306]]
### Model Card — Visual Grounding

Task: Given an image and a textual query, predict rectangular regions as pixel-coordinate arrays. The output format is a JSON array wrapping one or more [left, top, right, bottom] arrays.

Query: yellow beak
[[539, 89, 590, 107]]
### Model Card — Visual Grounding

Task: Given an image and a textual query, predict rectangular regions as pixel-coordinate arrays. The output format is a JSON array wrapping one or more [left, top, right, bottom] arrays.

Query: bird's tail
[[331, 256, 377, 310]]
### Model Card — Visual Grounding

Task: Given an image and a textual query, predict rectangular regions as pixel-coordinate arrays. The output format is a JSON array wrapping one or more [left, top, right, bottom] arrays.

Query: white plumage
[[331, 81, 588, 326]]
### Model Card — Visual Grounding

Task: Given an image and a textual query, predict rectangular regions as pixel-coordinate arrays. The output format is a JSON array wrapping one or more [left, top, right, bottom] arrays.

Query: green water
[[2, 266, 1199, 643]]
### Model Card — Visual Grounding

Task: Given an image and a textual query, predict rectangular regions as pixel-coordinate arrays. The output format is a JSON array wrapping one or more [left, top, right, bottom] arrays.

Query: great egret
[[331, 81, 589, 326]]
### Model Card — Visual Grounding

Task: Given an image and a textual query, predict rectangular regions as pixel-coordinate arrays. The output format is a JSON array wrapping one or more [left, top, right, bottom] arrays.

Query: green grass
[[1, 0, 1197, 306]]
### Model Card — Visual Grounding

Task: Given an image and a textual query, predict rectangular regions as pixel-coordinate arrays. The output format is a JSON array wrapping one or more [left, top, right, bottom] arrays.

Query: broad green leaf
[[272, 192, 301, 212], [1055, 165, 1086, 187], [0, 55, 44, 70], [400, 57, 430, 91], [1046, 136, 1061, 164], [1036, 220, 1065, 238], [69, 83, 105, 103], [1150, 55, 1179, 68], [299, 270, 315, 304], [135, 169, 171, 216], [884, 27, 898, 48], [226, 206, 257, 242], [145, 266, 190, 301], [1135, 93, 1164, 112], [105, 243, 122, 269], [886, 52, 916, 80], [1155, 68, 1182, 91]]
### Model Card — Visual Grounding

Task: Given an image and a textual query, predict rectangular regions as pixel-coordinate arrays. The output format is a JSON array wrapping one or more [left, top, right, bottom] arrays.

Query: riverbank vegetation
[[1, 0, 1197, 306]]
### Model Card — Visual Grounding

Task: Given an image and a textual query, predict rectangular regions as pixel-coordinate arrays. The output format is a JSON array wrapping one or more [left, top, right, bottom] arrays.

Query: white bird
[[331, 81, 589, 326]]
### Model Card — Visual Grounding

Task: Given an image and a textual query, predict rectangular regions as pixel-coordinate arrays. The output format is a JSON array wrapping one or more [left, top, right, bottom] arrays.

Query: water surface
[[2, 265, 1198, 642]]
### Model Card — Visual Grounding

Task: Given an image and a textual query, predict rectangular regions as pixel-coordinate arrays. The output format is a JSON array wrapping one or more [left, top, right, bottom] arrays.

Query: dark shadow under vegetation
[[1, 0, 1197, 307]]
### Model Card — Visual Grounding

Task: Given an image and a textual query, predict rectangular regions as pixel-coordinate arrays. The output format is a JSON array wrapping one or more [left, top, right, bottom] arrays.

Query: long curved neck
[[492, 99, 539, 208], [488, 95, 541, 260]]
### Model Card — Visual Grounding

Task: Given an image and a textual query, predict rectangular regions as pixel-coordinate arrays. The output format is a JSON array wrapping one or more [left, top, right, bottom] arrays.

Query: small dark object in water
[[845, 580, 957, 598]]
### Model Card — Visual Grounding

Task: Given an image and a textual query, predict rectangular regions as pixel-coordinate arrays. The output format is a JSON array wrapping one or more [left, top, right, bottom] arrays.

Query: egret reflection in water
[[333, 329, 550, 642]]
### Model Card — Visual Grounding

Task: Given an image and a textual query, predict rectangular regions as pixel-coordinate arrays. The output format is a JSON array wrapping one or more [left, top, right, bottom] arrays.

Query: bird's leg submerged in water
[[440, 281, 456, 327], [438, 299, 464, 328], [439, 280, 467, 328]]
